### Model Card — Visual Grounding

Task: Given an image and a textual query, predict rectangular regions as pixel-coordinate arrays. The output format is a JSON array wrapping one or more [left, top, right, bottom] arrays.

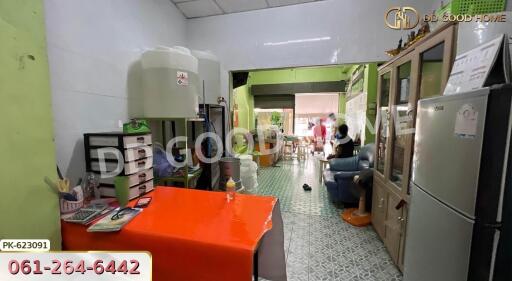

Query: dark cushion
[[357, 144, 375, 170], [323, 143, 375, 205], [333, 171, 360, 181], [357, 143, 374, 160], [323, 170, 340, 201], [323, 170, 336, 185], [329, 156, 358, 171], [358, 160, 370, 170]]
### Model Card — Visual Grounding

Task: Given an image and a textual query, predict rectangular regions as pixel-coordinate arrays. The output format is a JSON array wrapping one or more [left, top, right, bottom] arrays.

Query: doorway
[[228, 63, 400, 281], [254, 108, 294, 135]]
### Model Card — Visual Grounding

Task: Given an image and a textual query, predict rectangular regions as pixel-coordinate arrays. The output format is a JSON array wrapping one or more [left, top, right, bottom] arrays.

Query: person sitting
[[327, 144, 343, 160], [328, 124, 354, 159]]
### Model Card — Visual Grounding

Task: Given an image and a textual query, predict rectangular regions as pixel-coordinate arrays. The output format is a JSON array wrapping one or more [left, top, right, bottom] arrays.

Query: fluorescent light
[[263, 37, 331, 46]]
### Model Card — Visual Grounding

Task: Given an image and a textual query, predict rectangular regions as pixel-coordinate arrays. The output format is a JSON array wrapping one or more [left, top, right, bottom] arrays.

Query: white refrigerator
[[404, 85, 512, 281]]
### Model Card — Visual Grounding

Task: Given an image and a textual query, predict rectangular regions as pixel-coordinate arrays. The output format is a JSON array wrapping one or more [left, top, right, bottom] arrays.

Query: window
[[294, 93, 339, 137]]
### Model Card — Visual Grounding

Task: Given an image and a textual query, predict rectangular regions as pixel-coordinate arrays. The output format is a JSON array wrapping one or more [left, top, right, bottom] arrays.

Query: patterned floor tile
[[251, 157, 401, 281]]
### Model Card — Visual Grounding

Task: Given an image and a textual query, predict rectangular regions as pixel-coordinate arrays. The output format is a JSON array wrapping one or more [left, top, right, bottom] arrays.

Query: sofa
[[323, 144, 375, 204]]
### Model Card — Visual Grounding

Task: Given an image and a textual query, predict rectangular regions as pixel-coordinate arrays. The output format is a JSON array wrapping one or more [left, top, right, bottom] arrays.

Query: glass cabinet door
[[376, 72, 391, 176], [406, 38, 449, 195], [389, 61, 412, 189], [419, 42, 445, 99]]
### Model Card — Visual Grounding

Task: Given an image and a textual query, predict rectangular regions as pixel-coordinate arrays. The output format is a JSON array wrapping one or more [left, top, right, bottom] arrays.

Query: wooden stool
[[318, 159, 329, 183], [283, 139, 293, 160], [297, 144, 307, 161]]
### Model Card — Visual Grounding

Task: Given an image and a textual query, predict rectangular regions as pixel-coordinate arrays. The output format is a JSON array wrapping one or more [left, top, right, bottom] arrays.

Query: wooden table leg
[[318, 160, 329, 183], [319, 163, 322, 183]]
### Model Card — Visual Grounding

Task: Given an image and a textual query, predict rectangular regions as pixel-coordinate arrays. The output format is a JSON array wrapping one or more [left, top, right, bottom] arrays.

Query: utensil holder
[[59, 186, 84, 214]]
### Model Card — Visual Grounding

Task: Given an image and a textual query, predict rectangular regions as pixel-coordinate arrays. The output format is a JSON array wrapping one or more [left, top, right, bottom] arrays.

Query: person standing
[[313, 118, 327, 144], [311, 119, 327, 155]]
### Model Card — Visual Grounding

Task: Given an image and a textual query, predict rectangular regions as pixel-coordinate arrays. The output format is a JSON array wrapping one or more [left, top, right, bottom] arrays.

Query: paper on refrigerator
[[454, 103, 478, 139]]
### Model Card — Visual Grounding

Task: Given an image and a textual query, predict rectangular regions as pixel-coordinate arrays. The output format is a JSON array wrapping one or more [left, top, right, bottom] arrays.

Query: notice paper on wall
[[444, 35, 504, 95], [454, 104, 478, 139]]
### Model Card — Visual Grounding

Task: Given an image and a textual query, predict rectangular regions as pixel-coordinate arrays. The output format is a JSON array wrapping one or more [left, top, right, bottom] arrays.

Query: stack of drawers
[[84, 132, 154, 200]]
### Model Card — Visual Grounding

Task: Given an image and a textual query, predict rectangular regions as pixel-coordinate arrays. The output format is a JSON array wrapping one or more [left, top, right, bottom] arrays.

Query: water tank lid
[[141, 46, 198, 74], [173, 46, 193, 55], [192, 50, 219, 62]]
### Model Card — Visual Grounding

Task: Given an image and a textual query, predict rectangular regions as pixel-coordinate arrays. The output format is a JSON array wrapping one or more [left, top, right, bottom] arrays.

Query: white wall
[[186, 0, 435, 108], [44, 0, 187, 182], [48, 0, 509, 181], [186, 0, 435, 71]]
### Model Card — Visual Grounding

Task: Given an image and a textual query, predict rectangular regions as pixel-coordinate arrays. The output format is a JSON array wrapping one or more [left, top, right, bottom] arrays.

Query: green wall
[[233, 65, 353, 130], [248, 66, 352, 85], [338, 93, 346, 116], [233, 85, 254, 130], [0, 0, 61, 248]]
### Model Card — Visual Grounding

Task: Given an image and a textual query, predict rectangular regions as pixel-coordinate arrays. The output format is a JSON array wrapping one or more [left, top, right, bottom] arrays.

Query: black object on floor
[[303, 184, 312, 191]]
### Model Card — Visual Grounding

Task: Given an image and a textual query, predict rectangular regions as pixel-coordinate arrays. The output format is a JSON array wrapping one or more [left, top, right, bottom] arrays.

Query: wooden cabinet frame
[[388, 54, 419, 196], [372, 22, 457, 270], [374, 67, 392, 183]]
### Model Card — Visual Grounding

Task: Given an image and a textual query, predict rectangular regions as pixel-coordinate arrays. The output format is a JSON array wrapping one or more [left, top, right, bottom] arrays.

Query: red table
[[61, 187, 285, 281]]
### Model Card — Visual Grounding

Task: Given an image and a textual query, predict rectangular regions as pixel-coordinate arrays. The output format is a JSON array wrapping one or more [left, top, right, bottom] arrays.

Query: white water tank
[[191, 50, 221, 104], [141, 46, 199, 118]]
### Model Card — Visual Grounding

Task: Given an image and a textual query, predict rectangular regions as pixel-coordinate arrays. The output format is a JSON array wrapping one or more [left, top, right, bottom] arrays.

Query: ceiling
[[171, 0, 326, 19]]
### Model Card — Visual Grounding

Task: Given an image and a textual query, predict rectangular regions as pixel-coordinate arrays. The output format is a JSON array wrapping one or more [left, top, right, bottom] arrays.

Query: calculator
[[64, 204, 108, 224]]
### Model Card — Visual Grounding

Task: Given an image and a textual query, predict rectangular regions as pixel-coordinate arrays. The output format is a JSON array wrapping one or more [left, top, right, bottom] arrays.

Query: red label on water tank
[[177, 71, 189, 86]]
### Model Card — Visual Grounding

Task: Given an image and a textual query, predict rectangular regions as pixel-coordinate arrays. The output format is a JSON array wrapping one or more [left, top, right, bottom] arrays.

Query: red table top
[[61, 187, 278, 281]]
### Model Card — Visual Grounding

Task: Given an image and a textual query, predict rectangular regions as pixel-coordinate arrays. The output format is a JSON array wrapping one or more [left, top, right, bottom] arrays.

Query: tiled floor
[[250, 157, 402, 281]]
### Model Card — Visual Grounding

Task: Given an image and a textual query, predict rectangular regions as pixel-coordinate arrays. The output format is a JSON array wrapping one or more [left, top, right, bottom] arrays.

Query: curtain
[[295, 93, 339, 117]]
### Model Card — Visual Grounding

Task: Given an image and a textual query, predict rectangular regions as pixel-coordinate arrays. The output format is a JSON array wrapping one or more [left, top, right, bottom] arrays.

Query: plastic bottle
[[226, 177, 236, 201]]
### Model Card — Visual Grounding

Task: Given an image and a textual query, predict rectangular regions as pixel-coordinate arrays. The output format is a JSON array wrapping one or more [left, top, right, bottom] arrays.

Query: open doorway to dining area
[[230, 63, 396, 280]]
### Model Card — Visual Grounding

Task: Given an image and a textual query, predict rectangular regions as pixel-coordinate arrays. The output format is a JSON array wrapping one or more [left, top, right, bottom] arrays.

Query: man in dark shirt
[[328, 124, 354, 159]]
